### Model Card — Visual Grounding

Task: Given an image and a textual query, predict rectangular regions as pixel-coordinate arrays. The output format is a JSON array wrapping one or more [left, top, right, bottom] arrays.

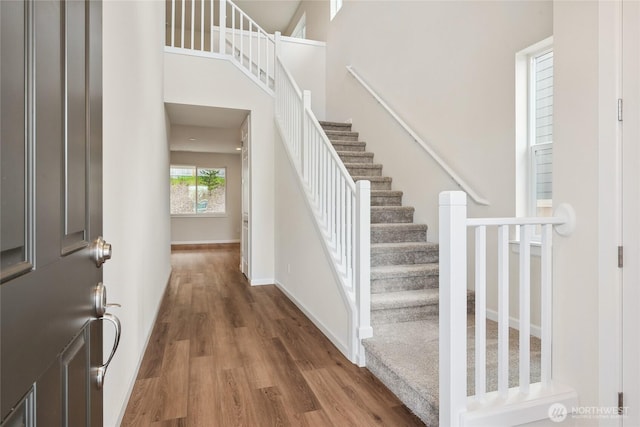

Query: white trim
[[346, 66, 489, 206], [114, 271, 172, 427], [462, 382, 578, 426], [171, 239, 240, 245], [274, 279, 351, 359], [486, 308, 541, 338], [249, 278, 275, 286], [280, 35, 326, 47]]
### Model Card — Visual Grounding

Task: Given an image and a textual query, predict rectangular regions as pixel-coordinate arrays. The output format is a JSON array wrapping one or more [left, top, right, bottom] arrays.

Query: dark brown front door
[[1, 0, 106, 425]]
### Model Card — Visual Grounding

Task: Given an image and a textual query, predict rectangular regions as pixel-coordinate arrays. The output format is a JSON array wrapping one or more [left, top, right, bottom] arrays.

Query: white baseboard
[[486, 309, 541, 338], [171, 239, 240, 245], [114, 270, 172, 427], [274, 279, 350, 360], [250, 278, 275, 286]]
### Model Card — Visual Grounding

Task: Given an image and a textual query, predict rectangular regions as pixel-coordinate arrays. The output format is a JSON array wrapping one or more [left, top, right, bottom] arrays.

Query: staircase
[[320, 120, 442, 424], [319, 121, 546, 427]]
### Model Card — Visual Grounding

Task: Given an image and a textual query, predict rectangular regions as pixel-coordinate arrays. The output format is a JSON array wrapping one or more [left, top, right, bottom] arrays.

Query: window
[[291, 13, 306, 39], [529, 49, 553, 218], [170, 165, 226, 215], [516, 38, 553, 225], [330, 0, 343, 20]]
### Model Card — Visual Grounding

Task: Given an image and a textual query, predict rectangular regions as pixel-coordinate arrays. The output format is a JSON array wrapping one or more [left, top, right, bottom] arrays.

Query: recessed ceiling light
[[188, 138, 196, 141], [235, 147, 242, 151]]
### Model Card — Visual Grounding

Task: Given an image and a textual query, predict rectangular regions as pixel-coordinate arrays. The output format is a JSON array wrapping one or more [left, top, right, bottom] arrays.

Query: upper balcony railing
[[166, 0, 275, 93]]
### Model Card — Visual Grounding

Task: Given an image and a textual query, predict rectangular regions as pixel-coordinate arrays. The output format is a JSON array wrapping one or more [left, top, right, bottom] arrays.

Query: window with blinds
[[530, 49, 553, 217]]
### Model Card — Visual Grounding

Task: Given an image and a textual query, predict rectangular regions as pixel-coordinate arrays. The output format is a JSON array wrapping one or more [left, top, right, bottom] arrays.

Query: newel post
[[218, 0, 226, 54], [356, 180, 372, 367], [439, 191, 467, 427]]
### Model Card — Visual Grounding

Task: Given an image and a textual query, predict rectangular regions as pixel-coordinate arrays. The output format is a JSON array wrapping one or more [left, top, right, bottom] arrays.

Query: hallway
[[121, 245, 424, 426]]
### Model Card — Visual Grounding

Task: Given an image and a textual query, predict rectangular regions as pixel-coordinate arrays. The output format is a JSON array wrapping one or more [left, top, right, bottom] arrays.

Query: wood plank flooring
[[121, 244, 425, 426]]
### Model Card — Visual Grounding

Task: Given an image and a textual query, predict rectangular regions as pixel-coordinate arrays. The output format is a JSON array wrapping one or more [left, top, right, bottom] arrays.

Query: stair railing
[[439, 191, 576, 426], [166, 0, 275, 92], [346, 66, 490, 206], [275, 33, 372, 366]]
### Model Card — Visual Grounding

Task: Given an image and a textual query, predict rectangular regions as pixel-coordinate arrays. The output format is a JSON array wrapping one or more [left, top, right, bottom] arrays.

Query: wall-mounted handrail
[[346, 66, 490, 206]]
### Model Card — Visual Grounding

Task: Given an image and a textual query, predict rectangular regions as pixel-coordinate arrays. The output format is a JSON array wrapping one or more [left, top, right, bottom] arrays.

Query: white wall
[[165, 52, 275, 284], [325, 0, 552, 327], [170, 151, 242, 243], [284, 0, 330, 41], [274, 129, 351, 355], [280, 36, 327, 119], [103, 0, 171, 425]]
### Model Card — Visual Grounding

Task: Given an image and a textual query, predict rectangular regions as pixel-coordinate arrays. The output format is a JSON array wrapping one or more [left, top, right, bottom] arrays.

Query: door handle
[[94, 313, 121, 389]]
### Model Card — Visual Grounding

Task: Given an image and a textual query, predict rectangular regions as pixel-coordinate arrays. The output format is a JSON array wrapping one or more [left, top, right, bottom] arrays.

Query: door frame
[[240, 113, 251, 278]]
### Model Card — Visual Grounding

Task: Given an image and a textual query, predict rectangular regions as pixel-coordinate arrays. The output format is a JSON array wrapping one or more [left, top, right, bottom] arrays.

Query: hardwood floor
[[121, 244, 425, 426]]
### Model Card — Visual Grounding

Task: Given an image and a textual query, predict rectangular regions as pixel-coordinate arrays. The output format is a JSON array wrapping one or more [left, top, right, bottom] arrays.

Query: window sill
[[171, 214, 228, 218], [509, 240, 542, 256]]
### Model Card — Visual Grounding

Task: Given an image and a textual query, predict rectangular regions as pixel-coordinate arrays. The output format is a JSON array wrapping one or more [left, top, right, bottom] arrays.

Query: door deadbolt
[[91, 236, 112, 267]]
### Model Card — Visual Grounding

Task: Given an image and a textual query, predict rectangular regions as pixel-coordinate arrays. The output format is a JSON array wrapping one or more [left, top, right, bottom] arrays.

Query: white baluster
[[209, 0, 213, 52], [181, 0, 185, 48], [200, 0, 204, 50], [231, 7, 235, 58], [171, 0, 175, 47], [475, 225, 487, 400], [190, 0, 195, 49], [497, 224, 510, 398], [218, 0, 226, 54], [439, 191, 467, 427], [519, 224, 531, 395]]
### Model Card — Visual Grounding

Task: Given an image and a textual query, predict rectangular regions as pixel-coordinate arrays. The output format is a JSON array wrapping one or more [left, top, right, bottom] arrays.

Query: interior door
[[0, 1, 110, 426], [622, 0, 640, 425], [240, 114, 250, 277]]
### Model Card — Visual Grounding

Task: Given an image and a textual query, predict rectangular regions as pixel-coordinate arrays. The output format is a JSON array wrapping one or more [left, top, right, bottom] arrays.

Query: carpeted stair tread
[[371, 190, 403, 197], [353, 177, 393, 191], [331, 141, 367, 152], [371, 223, 427, 244], [337, 151, 375, 164], [362, 317, 542, 425], [324, 130, 359, 140], [371, 263, 439, 279], [371, 241, 438, 252], [344, 163, 383, 169], [319, 120, 352, 130], [371, 289, 439, 311], [371, 206, 414, 223]]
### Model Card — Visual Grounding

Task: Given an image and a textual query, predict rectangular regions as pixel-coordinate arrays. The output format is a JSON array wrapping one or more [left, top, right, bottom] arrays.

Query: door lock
[[90, 236, 112, 267]]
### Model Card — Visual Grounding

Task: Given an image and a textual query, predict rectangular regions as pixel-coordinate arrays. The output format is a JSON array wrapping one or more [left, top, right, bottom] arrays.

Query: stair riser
[[371, 305, 438, 325], [338, 154, 374, 164], [321, 124, 352, 132], [371, 195, 402, 206], [371, 249, 438, 266], [371, 228, 426, 244], [368, 181, 393, 191], [371, 210, 414, 223], [371, 275, 438, 293], [332, 143, 366, 152], [363, 350, 436, 427], [347, 165, 382, 176], [327, 132, 359, 141]]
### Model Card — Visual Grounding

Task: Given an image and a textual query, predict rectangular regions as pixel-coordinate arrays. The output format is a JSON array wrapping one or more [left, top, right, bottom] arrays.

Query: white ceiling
[[233, 0, 302, 34], [165, 103, 248, 154]]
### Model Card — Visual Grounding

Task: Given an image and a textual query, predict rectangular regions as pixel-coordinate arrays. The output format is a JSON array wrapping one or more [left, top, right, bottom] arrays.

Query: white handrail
[[346, 66, 490, 206], [439, 191, 574, 426]]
